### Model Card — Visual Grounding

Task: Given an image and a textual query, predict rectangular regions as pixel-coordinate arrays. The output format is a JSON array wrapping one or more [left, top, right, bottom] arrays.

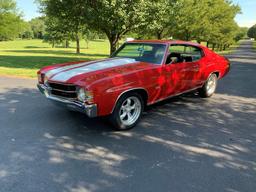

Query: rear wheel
[[110, 92, 144, 131], [199, 73, 218, 98]]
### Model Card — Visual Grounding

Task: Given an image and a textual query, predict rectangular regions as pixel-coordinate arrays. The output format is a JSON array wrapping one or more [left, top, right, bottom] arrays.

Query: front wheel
[[109, 93, 144, 131], [198, 73, 218, 98]]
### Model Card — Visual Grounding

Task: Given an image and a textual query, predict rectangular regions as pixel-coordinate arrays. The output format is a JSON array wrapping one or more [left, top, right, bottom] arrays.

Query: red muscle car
[[37, 40, 230, 130]]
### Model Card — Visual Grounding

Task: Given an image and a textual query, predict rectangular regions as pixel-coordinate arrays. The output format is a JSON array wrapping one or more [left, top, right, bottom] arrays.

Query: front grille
[[47, 82, 77, 99]]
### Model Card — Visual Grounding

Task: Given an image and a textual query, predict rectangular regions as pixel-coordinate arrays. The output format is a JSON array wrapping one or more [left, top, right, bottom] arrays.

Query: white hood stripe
[[45, 60, 102, 79], [49, 58, 137, 82]]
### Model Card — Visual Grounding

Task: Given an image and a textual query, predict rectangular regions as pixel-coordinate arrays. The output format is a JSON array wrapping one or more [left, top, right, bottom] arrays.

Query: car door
[[181, 45, 204, 88], [163, 44, 190, 97], [163, 44, 203, 98]]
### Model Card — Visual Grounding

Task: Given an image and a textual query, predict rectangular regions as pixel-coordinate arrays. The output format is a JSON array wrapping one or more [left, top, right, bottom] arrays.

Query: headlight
[[77, 88, 86, 101], [77, 88, 94, 103]]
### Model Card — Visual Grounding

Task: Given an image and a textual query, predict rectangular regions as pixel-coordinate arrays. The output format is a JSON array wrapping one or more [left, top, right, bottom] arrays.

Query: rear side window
[[170, 45, 185, 53], [168, 44, 204, 64], [185, 46, 204, 61]]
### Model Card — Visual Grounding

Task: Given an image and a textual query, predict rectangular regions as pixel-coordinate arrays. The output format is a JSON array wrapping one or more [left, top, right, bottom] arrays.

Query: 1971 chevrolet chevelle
[[37, 40, 230, 130]]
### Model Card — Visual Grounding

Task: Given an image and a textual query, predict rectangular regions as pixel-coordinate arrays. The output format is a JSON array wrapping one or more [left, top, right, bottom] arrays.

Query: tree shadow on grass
[[0, 83, 255, 192], [4, 49, 108, 58], [0, 55, 106, 69], [25, 46, 50, 49], [89, 39, 107, 42]]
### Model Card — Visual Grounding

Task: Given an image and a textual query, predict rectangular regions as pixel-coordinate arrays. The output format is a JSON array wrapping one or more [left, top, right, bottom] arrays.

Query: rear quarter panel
[[201, 48, 229, 80]]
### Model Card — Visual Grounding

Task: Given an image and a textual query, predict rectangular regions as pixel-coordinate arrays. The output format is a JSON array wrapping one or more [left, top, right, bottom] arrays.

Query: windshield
[[112, 43, 167, 65]]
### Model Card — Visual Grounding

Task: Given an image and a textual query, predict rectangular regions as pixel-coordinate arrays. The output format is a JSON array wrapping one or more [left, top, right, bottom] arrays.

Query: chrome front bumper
[[37, 83, 97, 118]]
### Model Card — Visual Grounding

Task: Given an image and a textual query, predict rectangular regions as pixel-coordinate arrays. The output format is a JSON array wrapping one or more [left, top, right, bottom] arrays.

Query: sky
[[16, 0, 41, 21], [232, 0, 256, 27], [17, 0, 256, 28]]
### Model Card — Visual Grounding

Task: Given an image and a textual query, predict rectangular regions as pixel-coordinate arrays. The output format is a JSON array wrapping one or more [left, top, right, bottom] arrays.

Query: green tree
[[29, 17, 45, 39], [248, 24, 256, 39], [0, 0, 25, 40], [40, 0, 149, 54], [205, 0, 240, 50], [21, 21, 34, 39], [171, 0, 210, 42], [43, 17, 71, 48], [234, 27, 248, 42], [82, 28, 98, 49], [82, 0, 148, 54], [137, 0, 175, 40], [39, 0, 241, 53], [40, 0, 88, 53], [170, 0, 240, 48]]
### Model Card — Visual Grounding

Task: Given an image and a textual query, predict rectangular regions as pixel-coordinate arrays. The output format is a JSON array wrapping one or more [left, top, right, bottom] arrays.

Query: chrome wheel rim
[[119, 96, 142, 126], [206, 75, 217, 95]]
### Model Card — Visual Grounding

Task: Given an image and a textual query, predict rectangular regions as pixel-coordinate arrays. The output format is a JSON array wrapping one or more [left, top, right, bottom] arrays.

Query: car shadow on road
[[0, 80, 255, 192]]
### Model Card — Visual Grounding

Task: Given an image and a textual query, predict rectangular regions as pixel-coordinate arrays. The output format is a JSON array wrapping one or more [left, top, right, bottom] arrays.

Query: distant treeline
[[0, 0, 250, 54], [248, 25, 256, 39]]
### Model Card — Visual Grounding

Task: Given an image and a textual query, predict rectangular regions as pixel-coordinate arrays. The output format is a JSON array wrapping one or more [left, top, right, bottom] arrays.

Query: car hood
[[45, 57, 157, 85]]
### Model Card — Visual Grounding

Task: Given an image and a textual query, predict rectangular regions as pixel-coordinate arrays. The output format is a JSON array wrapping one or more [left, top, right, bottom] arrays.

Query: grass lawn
[[0, 39, 109, 78], [0, 39, 239, 78]]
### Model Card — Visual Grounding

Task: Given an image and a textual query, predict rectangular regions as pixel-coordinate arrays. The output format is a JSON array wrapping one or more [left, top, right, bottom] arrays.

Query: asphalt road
[[0, 40, 255, 192]]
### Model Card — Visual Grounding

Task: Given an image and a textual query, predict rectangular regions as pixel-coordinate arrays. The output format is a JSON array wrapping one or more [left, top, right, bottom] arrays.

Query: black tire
[[109, 92, 144, 131], [198, 73, 218, 98]]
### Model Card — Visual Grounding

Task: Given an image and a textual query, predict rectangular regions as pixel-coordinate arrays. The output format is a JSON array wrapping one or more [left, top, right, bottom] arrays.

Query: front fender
[[93, 81, 147, 116]]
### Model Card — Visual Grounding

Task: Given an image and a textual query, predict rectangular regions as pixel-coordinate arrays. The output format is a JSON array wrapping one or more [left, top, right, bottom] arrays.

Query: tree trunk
[[206, 42, 209, 48], [85, 40, 89, 49], [76, 35, 80, 54], [156, 31, 163, 40], [212, 44, 215, 51], [108, 35, 119, 55], [185, 32, 190, 41], [52, 40, 55, 48], [110, 41, 118, 55], [65, 40, 69, 48], [157, 33, 162, 40]]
